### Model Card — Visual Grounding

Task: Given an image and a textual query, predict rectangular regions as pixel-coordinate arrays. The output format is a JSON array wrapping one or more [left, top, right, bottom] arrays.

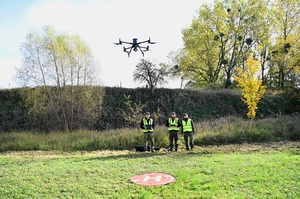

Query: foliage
[[16, 26, 100, 87], [0, 88, 29, 131], [119, 94, 147, 129], [15, 26, 103, 131], [98, 87, 300, 129], [167, 50, 190, 89], [19, 86, 104, 131], [180, 0, 269, 88], [268, 0, 300, 89], [1, 87, 298, 131], [234, 56, 267, 118], [97, 87, 248, 129], [174, 0, 300, 90], [133, 59, 169, 92]]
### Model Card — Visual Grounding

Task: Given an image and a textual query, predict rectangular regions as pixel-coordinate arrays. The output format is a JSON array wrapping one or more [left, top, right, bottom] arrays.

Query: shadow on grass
[[83, 141, 300, 161], [83, 150, 212, 161]]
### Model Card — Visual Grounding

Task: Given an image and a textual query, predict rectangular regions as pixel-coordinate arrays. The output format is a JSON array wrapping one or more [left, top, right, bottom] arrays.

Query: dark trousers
[[184, 132, 194, 150], [144, 133, 154, 151], [169, 131, 179, 151]]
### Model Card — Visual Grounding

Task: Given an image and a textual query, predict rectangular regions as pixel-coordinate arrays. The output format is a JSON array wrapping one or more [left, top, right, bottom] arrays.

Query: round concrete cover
[[130, 172, 175, 186]]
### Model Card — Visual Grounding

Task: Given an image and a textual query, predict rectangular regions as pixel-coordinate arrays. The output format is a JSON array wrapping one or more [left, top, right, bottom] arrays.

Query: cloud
[[0, 58, 20, 88]]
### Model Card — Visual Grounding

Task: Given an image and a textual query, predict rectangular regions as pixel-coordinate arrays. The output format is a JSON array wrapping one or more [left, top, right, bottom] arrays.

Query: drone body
[[114, 38, 156, 57]]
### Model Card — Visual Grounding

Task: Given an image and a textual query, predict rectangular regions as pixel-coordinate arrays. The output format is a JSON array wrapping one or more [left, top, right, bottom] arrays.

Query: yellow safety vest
[[168, 118, 179, 131], [143, 118, 153, 133], [182, 118, 193, 132]]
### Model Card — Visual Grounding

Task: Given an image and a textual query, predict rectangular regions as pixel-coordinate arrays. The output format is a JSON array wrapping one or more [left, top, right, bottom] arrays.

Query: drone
[[114, 38, 156, 57]]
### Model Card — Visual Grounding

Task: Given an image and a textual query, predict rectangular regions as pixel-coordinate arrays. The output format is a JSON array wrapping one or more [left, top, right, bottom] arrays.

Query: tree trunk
[[280, 65, 285, 89], [225, 71, 232, 88]]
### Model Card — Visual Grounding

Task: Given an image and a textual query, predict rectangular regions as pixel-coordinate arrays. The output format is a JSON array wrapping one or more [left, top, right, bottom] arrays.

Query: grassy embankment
[[0, 115, 299, 152], [0, 143, 299, 198]]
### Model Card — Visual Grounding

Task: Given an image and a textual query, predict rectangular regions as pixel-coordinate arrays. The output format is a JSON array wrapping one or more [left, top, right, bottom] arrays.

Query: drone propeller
[[139, 46, 149, 51], [114, 38, 122, 45], [148, 37, 157, 44]]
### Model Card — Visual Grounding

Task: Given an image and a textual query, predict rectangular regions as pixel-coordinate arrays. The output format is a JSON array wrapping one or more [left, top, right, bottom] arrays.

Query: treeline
[[172, 0, 300, 89], [0, 87, 103, 132], [0, 87, 299, 132]]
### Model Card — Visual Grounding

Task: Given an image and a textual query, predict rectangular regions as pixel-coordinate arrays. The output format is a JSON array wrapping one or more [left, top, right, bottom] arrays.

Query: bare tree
[[133, 59, 168, 93], [16, 26, 103, 131]]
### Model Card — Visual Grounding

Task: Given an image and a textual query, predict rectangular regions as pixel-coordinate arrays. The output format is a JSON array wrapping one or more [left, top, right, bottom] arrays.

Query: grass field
[[1, 142, 299, 198]]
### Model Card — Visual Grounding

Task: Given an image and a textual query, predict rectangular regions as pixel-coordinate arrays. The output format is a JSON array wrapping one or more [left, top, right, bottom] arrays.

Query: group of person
[[140, 111, 195, 152]]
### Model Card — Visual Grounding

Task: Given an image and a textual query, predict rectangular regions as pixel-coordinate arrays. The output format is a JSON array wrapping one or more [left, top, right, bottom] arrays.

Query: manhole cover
[[130, 172, 175, 186]]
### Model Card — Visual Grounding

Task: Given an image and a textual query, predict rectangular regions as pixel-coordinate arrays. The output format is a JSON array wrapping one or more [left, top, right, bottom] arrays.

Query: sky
[[0, 0, 213, 89]]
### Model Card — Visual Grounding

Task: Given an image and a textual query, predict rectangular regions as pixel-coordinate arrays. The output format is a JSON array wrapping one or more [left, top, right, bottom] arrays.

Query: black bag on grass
[[134, 145, 160, 152]]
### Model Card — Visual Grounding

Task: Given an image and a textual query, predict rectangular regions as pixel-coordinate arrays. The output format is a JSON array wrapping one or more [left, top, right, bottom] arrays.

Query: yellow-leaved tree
[[234, 56, 267, 119]]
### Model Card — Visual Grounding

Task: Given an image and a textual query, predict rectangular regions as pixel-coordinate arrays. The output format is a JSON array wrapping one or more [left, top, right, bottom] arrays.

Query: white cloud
[[0, 58, 20, 89]]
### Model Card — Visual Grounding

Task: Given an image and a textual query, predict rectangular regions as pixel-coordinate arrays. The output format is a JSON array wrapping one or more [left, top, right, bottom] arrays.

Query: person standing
[[140, 112, 155, 152], [181, 113, 195, 151], [166, 112, 181, 152]]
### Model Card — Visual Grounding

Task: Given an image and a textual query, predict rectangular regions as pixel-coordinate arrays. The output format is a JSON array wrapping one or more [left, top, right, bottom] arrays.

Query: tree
[[16, 26, 103, 131], [167, 50, 188, 89], [234, 56, 267, 119], [178, 0, 270, 88], [268, 0, 300, 89], [133, 59, 168, 92]]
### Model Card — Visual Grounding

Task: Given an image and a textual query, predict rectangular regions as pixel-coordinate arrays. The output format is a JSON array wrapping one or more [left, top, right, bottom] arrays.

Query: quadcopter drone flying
[[114, 38, 156, 57]]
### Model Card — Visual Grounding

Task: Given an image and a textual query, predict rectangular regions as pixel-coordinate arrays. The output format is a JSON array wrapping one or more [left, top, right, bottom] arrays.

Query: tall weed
[[0, 115, 299, 151]]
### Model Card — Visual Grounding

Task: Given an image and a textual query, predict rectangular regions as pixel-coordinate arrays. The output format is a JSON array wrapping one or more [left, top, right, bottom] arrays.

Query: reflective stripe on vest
[[168, 118, 179, 131], [143, 118, 153, 132], [182, 118, 193, 132]]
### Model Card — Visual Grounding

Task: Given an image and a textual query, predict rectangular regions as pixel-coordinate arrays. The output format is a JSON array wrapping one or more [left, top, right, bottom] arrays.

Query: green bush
[[1, 87, 299, 131]]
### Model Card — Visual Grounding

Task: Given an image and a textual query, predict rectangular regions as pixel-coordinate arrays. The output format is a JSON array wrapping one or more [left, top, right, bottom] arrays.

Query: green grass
[[0, 143, 299, 198], [194, 115, 300, 145], [0, 115, 299, 152]]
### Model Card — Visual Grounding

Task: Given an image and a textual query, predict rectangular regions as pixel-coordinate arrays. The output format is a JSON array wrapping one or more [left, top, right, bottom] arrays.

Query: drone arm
[[120, 41, 132, 45], [124, 46, 132, 50], [127, 47, 133, 57], [138, 46, 145, 57], [137, 40, 149, 45], [139, 46, 149, 49], [138, 38, 156, 45]]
